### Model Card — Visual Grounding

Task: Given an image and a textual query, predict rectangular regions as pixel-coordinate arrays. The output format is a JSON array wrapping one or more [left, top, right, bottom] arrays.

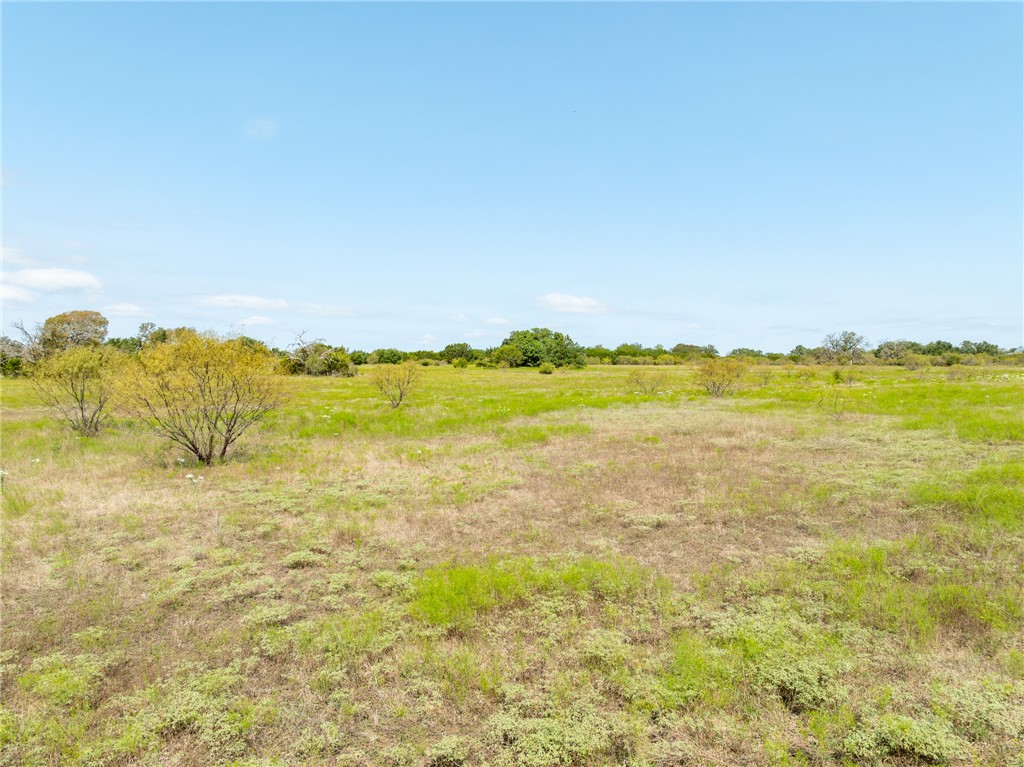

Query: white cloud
[[536, 292, 608, 314], [463, 330, 488, 339], [6, 268, 101, 291], [451, 313, 469, 322], [0, 283, 36, 303], [485, 317, 509, 325], [240, 315, 274, 326], [196, 294, 289, 310], [244, 117, 279, 141], [103, 303, 144, 317]]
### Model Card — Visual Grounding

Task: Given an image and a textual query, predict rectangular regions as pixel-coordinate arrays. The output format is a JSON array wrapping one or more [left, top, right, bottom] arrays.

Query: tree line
[[2, 312, 1021, 379]]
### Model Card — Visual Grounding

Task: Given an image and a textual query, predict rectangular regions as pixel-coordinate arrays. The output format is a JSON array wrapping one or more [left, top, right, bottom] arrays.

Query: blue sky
[[3, 2, 1021, 353]]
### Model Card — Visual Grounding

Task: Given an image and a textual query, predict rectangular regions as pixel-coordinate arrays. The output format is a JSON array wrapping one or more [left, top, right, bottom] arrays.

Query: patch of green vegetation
[[816, 541, 1022, 642], [842, 714, 966, 764], [292, 607, 400, 667], [17, 652, 106, 709], [281, 549, 327, 569], [98, 662, 264, 765], [485, 700, 637, 767], [409, 556, 651, 631], [911, 458, 1024, 533]]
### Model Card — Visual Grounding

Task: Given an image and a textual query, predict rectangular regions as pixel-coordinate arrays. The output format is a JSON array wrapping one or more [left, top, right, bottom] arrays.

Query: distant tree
[[286, 333, 355, 376], [137, 322, 159, 346], [670, 343, 717, 360], [440, 343, 475, 363], [491, 344, 524, 367], [120, 331, 282, 465], [40, 311, 109, 354], [874, 340, 914, 365], [728, 347, 764, 358], [818, 331, 867, 365], [374, 348, 405, 365], [500, 328, 585, 368], [32, 346, 124, 436], [958, 340, 1001, 356], [0, 336, 26, 377], [106, 336, 143, 354], [922, 340, 955, 356], [371, 362, 420, 408]]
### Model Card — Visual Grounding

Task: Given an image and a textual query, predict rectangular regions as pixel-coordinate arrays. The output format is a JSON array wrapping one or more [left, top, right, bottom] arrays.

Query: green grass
[[2, 364, 1022, 766]]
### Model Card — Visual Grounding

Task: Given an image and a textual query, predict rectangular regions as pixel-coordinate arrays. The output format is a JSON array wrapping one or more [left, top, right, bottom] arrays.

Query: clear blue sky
[[3, 2, 1021, 353]]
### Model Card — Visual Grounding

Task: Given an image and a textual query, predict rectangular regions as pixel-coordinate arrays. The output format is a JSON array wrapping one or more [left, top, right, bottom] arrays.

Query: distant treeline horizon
[[3, 312, 1022, 377]]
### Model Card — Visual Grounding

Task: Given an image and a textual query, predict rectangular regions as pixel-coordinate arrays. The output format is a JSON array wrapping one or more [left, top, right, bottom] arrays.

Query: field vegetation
[[2, 344, 1023, 764]]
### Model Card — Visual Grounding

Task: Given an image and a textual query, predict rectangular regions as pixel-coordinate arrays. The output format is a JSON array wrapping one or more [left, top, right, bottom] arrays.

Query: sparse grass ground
[[2, 365, 1022, 766]]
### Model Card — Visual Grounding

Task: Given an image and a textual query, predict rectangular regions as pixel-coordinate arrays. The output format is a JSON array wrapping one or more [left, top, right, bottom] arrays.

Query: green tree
[[440, 343, 475, 363], [40, 310, 109, 354], [120, 331, 282, 465], [373, 348, 405, 365], [500, 328, 585, 368]]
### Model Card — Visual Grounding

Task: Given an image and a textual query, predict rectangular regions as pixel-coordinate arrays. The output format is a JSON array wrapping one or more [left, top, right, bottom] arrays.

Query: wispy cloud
[[485, 317, 509, 325], [103, 303, 144, 317], [196, 294, 289, 310], [5, 268, 101, 291], [244, 117, 279, 141], [239, 315, 275, 326], [536, 292, 609, 314], [451, 313, 469, 322], [0, 283, 36, 303]]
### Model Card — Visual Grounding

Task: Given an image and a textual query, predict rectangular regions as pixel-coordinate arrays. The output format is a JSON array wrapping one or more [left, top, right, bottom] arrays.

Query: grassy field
[[1, 365, 1022, 766]]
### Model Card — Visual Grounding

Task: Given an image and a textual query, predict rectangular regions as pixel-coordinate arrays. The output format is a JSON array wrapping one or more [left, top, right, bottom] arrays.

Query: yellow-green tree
[[696, 357, 748, 397], [371, 362, 420, 408], [31, 346, 125, 436], [121, 331, 282, 464]]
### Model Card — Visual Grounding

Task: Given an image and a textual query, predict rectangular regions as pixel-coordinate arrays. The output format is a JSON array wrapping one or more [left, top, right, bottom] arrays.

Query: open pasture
[[2, 365, 1022, 766]]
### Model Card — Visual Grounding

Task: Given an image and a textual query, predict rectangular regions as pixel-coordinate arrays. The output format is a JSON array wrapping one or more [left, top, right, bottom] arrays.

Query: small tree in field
[[697, 358, 748, 397], [371, 362, 420, 408], [121, 331, 282, 465], [31, 346, 124, 436]]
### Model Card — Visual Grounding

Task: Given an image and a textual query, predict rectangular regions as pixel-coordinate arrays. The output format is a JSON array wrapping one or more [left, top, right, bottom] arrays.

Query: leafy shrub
[[485, 701, 635, 767], [428, 735, 473, 767], [114, 663, 261, 762], [843, 714, 966, 763], [580, 629, 630, 672], [538, 362, 555, 375], [281, 550, 327, 569], [120, 331, 281, 464], [697, 358, 747, 397], [31, 346, 124, 436], [627, 369, 666, 394], [371, 362, 421, 408]]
